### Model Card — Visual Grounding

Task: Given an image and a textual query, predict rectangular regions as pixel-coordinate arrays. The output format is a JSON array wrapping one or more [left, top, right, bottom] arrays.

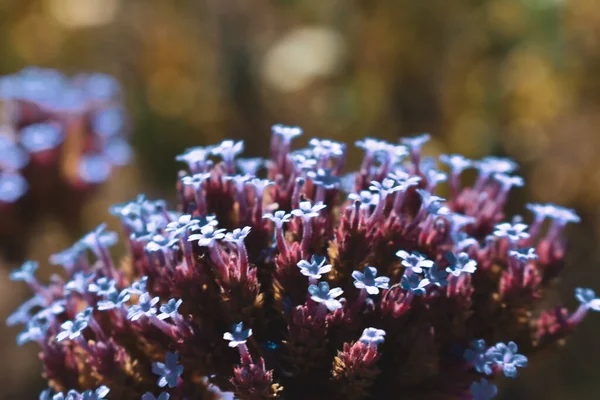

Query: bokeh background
[[1, 0, 600, 398]]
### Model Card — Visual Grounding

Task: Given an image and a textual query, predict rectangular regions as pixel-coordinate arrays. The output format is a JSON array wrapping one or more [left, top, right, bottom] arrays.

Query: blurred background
[[1, 0, 599, 398]]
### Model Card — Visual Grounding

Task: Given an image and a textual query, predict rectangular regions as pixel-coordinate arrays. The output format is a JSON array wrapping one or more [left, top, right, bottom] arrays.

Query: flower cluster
[[0, 67, 129, 257], [9, 128, 597, 399]]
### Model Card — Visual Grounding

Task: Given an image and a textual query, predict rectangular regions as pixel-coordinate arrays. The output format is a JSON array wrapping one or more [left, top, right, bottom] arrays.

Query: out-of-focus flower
[[0, 67, 130, 258]]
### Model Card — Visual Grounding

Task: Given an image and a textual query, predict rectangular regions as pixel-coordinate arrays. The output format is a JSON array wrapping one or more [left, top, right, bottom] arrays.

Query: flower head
[[308, 282, 344, 311], [152, 351, 184, 388], [223, 322, 253, 348], [352, 266, 390, 294]]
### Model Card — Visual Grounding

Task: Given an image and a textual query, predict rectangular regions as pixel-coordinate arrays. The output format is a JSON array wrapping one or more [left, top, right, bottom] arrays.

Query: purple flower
[[445, 252, 477, 276], [297, 255, 332, 280], [97, 289, 131, 311], [212, 140, 244, 161], [65, 272, 95, 295], [396, 250, 434, 273], [309, 138, 345, 158], [175, 146, 213, 167], [236, 157, 263, 176], [188, 225, 226, 247], [9, 261, 38, 282], [20, 123, 64, 153], [152, 351, 184, 388], [307, 168, 341, 189], [225, 227, 252, 243], [224, 322, 253, 348], [17, 313, 50, 346], [575, 288, 600, 311], [127, 293, 159, 321], [464, 339, 495, 375], [0, 172, 28, 203], [308, 282, 343, 311], [81, 386, 110, 400], [181, 173, 211, 189], [401, 133, 431, 151], [493, 173, 524, 190], [489, 341, 528, 378], [142, 393, 170, 400], [509, 247, 538, 262], [88, 277, 117, 296], [165, 214, 200, 236], [359, 327, 386, 347], [347, 190, 380, 209], [369, 178, 402, 197], [426, 265, 448, 287], [158, 298, 183, 321], [56, 313, 89, 342], [129, 276, 148, 295], [263, 210, 292, 227], [291, 201, 327, 220], [352, 266, 390, 295], [417, 189, 449, 216], [400, 273, 430, 296], [272, 124, 303, 142], [470, 378, 498, 400], [476, 157, 518, 176], [493, 222, 529, 242], [439, 154, 472, 174], [80, 223, 118, 253]]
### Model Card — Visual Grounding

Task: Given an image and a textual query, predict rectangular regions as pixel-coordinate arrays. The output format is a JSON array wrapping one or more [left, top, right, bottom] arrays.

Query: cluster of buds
[[0, 67, 130, 257], [8, 127, 598, 399]]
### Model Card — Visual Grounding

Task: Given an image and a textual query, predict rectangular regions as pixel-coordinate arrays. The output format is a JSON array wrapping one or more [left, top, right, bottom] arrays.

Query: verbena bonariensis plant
[[0, 67, 129, 258], [9, 128, 599, 400]]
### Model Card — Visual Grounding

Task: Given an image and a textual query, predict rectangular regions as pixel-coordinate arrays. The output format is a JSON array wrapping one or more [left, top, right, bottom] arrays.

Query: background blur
[[1, 0, 600, 398]]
